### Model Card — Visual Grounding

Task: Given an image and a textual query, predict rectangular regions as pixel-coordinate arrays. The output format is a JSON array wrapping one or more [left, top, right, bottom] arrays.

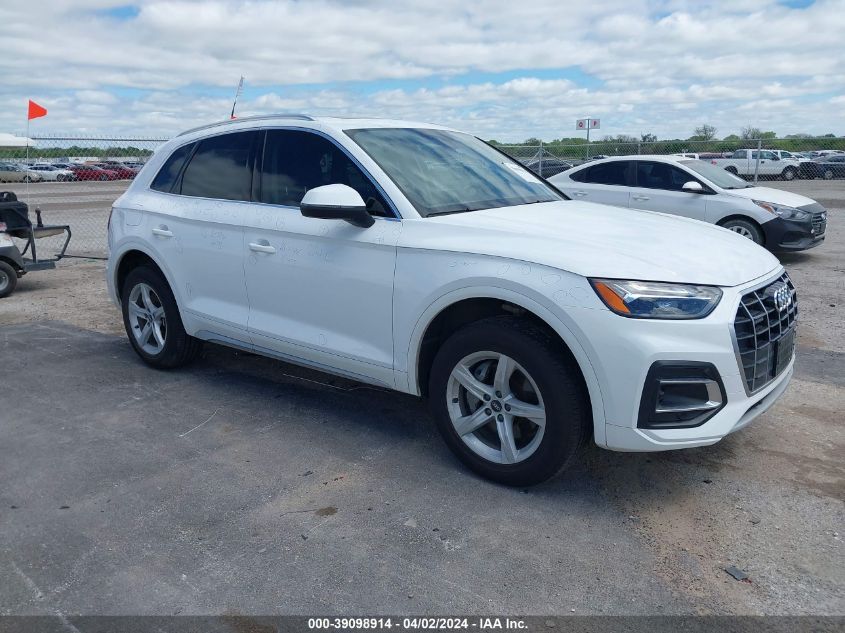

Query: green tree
[[693, 124, 717, 141]]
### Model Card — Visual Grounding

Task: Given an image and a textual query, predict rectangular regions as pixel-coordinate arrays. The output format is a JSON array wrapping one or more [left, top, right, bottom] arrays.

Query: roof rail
[[177, 113, 314, 137]]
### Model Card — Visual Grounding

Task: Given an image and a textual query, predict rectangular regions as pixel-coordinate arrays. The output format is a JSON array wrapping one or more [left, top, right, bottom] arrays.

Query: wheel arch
[[406, 287, 606, 445], [113, 246, 182, 308]]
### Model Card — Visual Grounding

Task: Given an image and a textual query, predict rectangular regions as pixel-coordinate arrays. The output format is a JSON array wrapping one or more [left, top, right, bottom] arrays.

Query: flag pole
[[25, 115, 30, 208]]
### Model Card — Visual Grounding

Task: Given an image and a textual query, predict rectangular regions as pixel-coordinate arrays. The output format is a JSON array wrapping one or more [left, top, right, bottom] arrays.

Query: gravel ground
[[0, 182, 842, 616]]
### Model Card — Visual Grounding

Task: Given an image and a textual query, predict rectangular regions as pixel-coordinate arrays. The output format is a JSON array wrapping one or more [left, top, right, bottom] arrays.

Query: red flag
[[28, 100, 47, 120]]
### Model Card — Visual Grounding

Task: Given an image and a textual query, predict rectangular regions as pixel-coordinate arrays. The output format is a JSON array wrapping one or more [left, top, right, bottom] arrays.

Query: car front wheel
[[720, 218, 764, 244], [121, 266, 202, 368], [429, 316, 590, 486]]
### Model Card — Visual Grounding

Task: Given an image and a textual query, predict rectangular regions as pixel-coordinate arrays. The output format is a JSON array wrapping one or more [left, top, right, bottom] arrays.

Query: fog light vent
[[638, 362, 726, 429]]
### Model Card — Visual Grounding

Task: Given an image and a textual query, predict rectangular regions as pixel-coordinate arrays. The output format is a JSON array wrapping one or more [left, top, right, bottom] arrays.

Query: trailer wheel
[[0, 261, 18, 298]]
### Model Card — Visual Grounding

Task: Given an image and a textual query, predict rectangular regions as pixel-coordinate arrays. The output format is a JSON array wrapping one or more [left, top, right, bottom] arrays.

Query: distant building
[[0, 133, 34, 148]]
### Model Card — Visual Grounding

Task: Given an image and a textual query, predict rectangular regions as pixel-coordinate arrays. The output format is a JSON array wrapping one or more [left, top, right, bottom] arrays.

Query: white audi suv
[[106, 115, 796, 485]]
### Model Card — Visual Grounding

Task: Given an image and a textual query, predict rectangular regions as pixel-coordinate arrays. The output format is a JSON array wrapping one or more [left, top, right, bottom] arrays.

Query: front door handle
[[152, 226, 173, 238], [632, 195, 650, 201], [572, 190, 588, 197], [249, 241, 276, 254]]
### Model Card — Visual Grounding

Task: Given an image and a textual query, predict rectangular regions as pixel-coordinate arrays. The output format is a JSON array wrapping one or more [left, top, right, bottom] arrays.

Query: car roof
[[176, 113, 456, 139], [572, 154, 690, 167]]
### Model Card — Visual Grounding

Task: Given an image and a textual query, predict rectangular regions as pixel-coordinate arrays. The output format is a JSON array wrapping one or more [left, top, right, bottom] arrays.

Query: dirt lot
[[0, 182, 842, 616]]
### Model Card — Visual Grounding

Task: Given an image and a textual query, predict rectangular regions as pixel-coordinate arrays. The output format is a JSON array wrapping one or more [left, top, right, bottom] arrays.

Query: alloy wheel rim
[[0, 270, 8, 292], [127, 282, 167, 355], [446, 351, 546, 465]]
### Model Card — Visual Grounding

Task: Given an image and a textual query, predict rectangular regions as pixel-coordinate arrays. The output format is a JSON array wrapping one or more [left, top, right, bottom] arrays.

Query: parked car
[[107, 115, 797, 485], [767, 150, 817, 178], [28, 163, 76, 182], [813, 154, 845, 179], [0, 163, 44, 183], [94, 162, 138, 179], [550, 155, 826, 251], [68, 164, 119, 181], [522, 156, 573, 179], [710, 149, 802, 180]]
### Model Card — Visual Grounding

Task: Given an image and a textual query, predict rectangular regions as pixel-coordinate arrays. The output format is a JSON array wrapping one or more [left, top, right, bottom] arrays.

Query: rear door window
[[178, 132, 258, 201], [583, 161, 632, 186]]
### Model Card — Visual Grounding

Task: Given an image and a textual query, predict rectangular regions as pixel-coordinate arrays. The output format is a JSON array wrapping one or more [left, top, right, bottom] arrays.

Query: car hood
[[406, 201, 780, 287], [722, 186, 819, 209]]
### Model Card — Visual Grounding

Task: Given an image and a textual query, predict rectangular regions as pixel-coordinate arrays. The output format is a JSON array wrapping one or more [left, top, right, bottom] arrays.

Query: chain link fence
[[497, 137, 845, 182], [0, 135, 166, 258], [2, 133, 844, 259]]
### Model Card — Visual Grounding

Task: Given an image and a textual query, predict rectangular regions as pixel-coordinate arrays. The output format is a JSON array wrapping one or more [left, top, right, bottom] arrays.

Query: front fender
[[400, 281, 608, 447]]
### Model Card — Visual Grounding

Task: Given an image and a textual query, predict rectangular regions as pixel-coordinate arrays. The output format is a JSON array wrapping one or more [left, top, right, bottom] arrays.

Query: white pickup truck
[[710, 149, 801, 180]]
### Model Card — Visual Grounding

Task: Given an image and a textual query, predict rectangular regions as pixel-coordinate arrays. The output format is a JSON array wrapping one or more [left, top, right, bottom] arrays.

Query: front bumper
[[762, 214, 825, 252], [569, 269, 795, 452]]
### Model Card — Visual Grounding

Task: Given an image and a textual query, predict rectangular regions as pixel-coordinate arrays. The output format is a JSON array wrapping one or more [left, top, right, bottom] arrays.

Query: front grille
[[733, 272, 798, 393], [801, 203, 827, 237]]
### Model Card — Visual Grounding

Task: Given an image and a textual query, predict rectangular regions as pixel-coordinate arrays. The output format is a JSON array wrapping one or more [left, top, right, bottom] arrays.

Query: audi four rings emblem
[[771, 282, 793, 313]]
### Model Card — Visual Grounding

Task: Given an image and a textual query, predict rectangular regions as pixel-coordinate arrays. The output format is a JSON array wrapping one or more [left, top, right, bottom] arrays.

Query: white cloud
[[0, 0, 843, 140]]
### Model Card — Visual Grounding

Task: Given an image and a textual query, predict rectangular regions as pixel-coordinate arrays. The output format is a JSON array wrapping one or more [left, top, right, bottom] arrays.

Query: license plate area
[[774, 327, 795, 377]]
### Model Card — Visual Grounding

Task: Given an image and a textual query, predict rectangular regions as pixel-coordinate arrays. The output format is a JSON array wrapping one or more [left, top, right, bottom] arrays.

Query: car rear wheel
[[781, 167, 797, 181], [429, 315, 590, 486], [720, 218, 764, 244], [823, 169, 834, 180], [121, 266, 202, 368], [725, 166, 739, 175], [0, 261, 18, 298]]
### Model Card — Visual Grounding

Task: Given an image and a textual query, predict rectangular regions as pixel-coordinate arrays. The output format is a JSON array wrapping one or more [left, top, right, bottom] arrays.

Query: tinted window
[[151, 142, 195, 193], [568, 167, 588, 182], [583, 161, 631, 186], [179, 132, 257, 201], [636, 161, 696, 191], [260, 130, 391, 216]]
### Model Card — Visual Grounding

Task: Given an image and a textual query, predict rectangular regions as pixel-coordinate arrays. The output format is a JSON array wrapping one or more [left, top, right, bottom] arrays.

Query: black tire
[[719, 217, 764, 245], [121, 266, 202, 368], [781, 167, 797, 181], [725, 166, 739, 175], [99, 174, 108, 181], [823, 169, 834, 180], [22, 176, 31, 183], [428, 315, 590, 486], [0, 260, 18, 298]]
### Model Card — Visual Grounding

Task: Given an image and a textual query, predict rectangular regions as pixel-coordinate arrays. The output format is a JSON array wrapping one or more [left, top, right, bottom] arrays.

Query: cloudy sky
[[1, 0, 843, 141]]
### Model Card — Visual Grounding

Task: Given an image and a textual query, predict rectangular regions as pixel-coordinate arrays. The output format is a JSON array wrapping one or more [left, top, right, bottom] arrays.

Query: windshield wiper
[[426, 207, 477, 217]]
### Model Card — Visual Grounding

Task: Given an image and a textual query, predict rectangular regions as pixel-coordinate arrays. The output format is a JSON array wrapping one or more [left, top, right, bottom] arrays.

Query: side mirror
[[300, 184, 374, 228], [681, 181, 704, 193]]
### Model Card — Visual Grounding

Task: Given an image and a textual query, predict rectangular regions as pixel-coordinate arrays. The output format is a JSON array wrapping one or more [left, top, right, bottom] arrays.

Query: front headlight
[[753, 200, 810, 221], [590, 279, 722, 319]]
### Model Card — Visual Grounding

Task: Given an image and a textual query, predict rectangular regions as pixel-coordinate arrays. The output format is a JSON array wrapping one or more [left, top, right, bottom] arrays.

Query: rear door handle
[[632, 195, 650, 201], [152, 226, 173, 238], [572, 190, 588, 197], [249, 241, 276, 254]]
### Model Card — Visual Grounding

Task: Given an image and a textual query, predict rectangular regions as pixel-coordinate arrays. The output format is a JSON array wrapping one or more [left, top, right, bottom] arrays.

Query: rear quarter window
[[150, 143, 194, 193]]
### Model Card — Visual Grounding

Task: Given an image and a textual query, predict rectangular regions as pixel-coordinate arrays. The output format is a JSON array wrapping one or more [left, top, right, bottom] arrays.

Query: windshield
[[680, 159, 752, 189], [345, 128, 562, 216]]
